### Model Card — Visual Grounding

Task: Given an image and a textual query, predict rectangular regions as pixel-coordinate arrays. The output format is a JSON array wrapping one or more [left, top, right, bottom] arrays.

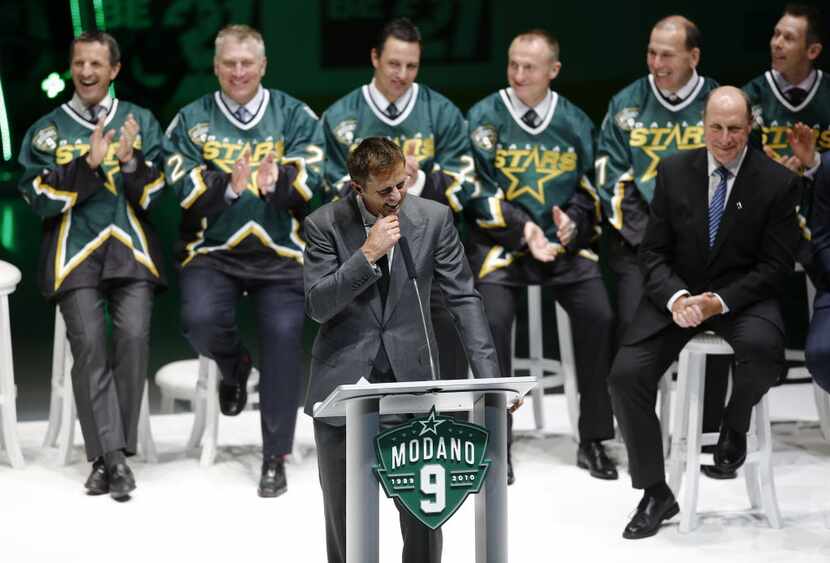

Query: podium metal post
[[474, 392, 508, 563], [346, 397, 380, 562]]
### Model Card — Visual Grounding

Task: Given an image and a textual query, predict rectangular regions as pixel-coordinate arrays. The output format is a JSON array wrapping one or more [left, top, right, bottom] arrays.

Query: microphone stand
[[398, 237, 437, 381]]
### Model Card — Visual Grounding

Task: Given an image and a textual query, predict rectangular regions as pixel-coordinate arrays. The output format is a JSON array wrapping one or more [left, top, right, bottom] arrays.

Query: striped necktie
[[235, 106, 250, 123], [708, 167, 730, 247]]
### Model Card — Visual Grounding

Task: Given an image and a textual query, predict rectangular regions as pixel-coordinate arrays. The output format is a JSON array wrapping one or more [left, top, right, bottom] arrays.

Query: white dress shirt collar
[[771, 68, 817, 93], [505, 87, 553, 120], [368, 79, 413, 113], [658, 70, 699, 101], [69, 92, 113, 120], [220, 85, 265, 117]]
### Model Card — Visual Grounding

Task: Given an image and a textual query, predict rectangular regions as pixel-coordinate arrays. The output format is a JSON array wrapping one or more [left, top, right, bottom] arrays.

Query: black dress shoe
[[622, 493, 679, 539], [84, 458, 109, 495], [713, 425, 747, 473], [108, 462, 136, 500], [701, 464, 738, 480], [258, 455, 287, 498], [219, 353, 253, 416], [577, 440, 618, 480]]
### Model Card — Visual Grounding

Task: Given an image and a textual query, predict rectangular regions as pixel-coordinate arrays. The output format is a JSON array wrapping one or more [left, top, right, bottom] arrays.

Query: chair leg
[[0, 297, 24, 468], [138, 380, 157, 463], [813, 382, 830, 442], [743, 408, 763, 510], [555, 303, 580, 441], [527, 287, 546, 431], [200, 358, 219, 467], [658, 371, 672, 458], [159, 394, 175, 415], [187, 357, 209, 450], [680, 352, 705, 534], [57, 358, 76, 466], [754, 396, 782, 528], [668, 354, 691, 497], [43, 311, 68, 448]]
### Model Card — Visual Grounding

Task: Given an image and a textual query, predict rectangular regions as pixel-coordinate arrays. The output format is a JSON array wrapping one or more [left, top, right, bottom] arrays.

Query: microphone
[[398, 237, 436, 380], [398, 235, 417, 280]]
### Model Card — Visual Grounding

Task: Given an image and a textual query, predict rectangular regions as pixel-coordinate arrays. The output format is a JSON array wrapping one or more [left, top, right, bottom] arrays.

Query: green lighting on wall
[[1, 206, 15, 252], [42, 73, 67, 99], [70, 0, 83, 37], [0, 77, 12, 161], [93, 0, 106, 30]]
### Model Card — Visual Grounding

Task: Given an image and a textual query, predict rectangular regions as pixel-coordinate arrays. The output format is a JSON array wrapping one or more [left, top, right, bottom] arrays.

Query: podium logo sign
[[374, 407, 490, 530]]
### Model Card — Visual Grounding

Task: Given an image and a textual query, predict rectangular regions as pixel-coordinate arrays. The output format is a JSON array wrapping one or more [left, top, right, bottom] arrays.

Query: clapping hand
[[85, 117, 115, 169], [231, 148, 252, 195], [256, 151, 279, 195], [524, 221, 558, 262], [115, 113, 139, 164], [553, 206, 577, 246]]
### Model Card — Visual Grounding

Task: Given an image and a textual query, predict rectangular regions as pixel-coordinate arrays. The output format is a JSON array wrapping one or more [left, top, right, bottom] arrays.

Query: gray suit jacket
[[303, 192, 499, 416]]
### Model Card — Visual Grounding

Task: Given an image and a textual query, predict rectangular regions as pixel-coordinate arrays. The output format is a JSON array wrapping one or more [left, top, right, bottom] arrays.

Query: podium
[[313, 376, 536, 563]]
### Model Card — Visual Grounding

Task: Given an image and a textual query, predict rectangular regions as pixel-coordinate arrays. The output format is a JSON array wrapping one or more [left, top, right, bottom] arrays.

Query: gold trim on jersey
[[181, 166, 208, 209], [181, 221, 305, 267], [610, 169, 634, 231], [476, 196, 507, 229], [139, 171, 165, 210], [32, 177, 78, 213]]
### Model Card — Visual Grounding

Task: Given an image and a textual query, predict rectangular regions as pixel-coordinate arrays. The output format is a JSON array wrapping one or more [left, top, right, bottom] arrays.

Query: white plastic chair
[[667, 333, 781, 533], [154, 355, 261, 466], [43, 308, 156, 464], [511, 286, 579, 437], [0, 260, 24, 468]]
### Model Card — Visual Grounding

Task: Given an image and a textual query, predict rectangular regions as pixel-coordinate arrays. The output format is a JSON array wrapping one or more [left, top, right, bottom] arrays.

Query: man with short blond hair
[[165, 24, 322, 497], [466, 30, 617, 483]]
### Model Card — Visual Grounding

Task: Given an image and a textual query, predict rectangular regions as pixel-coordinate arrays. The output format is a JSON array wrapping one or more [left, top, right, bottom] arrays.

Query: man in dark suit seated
[[608, 86, 801, 539], [807, 152, 830, 392], [303, 137, 500, 563]]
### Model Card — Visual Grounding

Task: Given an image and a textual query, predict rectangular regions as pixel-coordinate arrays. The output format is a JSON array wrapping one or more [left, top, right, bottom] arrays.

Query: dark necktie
[[235, 106, 251, 123], [709, 167, 730, 248], [376, 253, 390, 305], [372, 253, 393, 377], [666, 94, 683, 105], [88, 104, 104, 122], [521, 108, 538, 128], [386, 102, 398, 119], [786, 87, 807, 106]]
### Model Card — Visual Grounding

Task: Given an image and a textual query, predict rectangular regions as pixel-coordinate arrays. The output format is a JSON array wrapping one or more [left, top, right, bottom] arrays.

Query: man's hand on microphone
[[362, 215, 400, 264]]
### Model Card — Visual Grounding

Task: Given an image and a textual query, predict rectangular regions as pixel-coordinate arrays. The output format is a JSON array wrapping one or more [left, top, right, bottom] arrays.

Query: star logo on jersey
[[334, 119, 357, 146], [497, 146, 574, 204], [374, 407, 490, 530], [471, 124, 498, 151], [33, 125, 58, 153]]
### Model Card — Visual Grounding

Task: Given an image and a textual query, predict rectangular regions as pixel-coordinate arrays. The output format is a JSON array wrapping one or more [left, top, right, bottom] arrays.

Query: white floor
[[0, 385, 829, 563]]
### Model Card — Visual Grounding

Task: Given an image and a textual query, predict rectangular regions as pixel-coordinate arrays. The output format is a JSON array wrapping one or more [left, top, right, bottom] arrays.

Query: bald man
[[608, 86, 801, 539]]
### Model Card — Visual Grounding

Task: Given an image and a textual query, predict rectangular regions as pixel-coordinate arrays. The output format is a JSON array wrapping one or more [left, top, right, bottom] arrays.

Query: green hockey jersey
[[743, 70, 830, 160], [164, 89, 323, 280], [18, 99, 167, 298], [466, 89, 601, 286], [744, 70, 830, 252], [316, 83, 473, 211], [596, 74, 719, 246]]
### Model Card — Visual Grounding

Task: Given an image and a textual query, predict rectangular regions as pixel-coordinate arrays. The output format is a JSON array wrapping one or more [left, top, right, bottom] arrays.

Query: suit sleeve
[[809, 155, 830, 284], [121, 112, 166, 212], [638, 160, 690, 308], [432, 206, 500, 379], [164, 112, 231, 219], [464, 107, 533, 251], [596, 99, 649, 246], [263, 103, 323, 214], [303, 213, 381, 324], [715, 174, 800, 310], [17, 123, 104, 218], [421, 101, 476, 214]]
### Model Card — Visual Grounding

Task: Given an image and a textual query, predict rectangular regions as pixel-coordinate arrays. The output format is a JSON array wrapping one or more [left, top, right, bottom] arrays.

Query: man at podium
[[303, 137, 500, 563]]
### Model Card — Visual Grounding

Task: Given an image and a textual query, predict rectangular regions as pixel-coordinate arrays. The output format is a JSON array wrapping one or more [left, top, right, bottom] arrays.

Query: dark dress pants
[[806, 289, 830, 393], [180, 266, 304, 457], [607, 230, 731, 432], [58, 280, 154, 461], [430, 284, 469, 380], [608, 301, 785, 489], [314, 418, 443, 563], [477, 279, 616, 446]]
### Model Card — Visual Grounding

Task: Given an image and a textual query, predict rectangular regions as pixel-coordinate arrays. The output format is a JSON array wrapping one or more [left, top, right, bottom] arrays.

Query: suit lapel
[[708, 149, 756, 263], [383, 199, 424, 323], [689, 150, 711, 261], [339, 194, 383, 324]]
